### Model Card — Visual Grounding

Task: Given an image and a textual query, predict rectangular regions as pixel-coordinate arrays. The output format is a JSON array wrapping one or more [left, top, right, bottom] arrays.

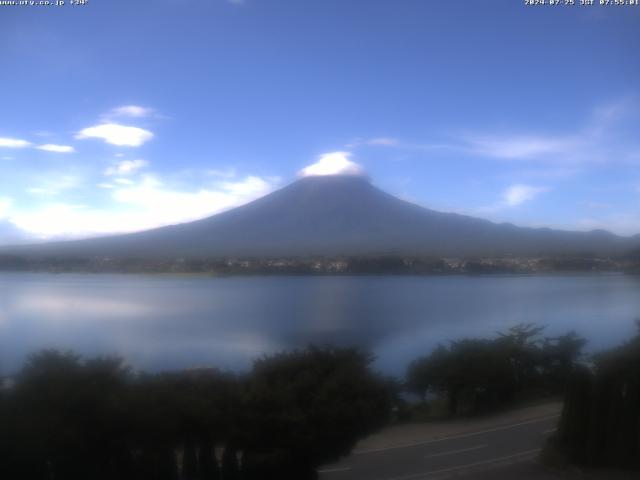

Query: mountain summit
[[2, 175, 637, 258]]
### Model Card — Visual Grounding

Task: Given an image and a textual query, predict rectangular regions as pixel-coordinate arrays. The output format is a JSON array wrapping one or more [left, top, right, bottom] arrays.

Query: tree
[[540, 331, 587, 393], [406, 344, 449, 401], [406, 325, 586, 416], [5, 351, 132, 480], [496, 323, 546, 392], [240, 347, 393, 479], [554, 324, 640, 470]]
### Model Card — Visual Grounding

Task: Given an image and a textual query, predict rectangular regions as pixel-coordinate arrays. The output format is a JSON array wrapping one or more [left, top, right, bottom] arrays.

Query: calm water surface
[[1, 273, 639, 375]]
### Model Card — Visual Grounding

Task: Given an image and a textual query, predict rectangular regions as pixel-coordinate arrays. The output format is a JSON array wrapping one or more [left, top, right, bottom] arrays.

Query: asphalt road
[[318, 414, 560, 480]]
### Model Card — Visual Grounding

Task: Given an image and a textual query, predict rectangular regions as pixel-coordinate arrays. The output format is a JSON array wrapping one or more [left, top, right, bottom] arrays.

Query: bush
[[0, 346, 393, 480]]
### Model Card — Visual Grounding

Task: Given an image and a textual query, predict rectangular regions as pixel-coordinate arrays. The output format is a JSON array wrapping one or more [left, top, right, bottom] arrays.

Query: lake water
[[1, 273, 639, 376]]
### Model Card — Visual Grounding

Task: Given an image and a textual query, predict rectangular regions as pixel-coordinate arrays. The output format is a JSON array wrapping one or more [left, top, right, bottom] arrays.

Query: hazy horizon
[[2, 172, 640, 248]]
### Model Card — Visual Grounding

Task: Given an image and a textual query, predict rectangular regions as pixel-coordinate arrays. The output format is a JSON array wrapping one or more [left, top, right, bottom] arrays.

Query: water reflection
[[1, 273, 639, 375]]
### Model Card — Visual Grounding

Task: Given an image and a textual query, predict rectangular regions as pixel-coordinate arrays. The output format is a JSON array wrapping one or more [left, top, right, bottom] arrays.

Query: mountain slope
[[1, 175, 636, 258]]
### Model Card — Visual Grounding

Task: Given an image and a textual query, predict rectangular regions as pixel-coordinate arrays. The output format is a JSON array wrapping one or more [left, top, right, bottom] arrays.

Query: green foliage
[[555, 324, 640, 470], [539, 331, 587, 393], [406, 324, 586, 416], [2, 351, 133, 479], [0, 346, 393, 480], [240, 347, 393, 479]]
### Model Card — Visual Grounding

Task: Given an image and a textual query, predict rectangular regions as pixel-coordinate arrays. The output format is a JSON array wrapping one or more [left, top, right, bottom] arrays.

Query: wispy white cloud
[[499, 166, 582, 181], [214, 176, 271, 197], [299, 151, 366, 177], [461, 97, 639, 165], [474, 183, 549, 216], [346, 137, 406, 149], [590, 96, 637, 132], [463, 135, 579, 160], [0, 137, 31, 148], [206, 167, 237, 179], [113, 178, 135, 185], [76, 123, 154, 147], [107, 105, 155, 118], [0, 197, 12, 219], [367, 137, 399, 146], [36, 144, 75, 153], [111, 175, 273, 217], [348, 136, 469, 157], [12, 174, 278, 239], [502, 184, 548, 207], [104, 159, 149, 176], [358, 98, 639, 170], [26, 175, 81, 196]]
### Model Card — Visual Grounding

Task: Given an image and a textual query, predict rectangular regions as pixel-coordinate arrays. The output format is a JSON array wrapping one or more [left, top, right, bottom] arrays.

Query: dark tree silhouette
[[554, 323, 640, 470], [407, 324, 586, 416], [0, 346, 393, 480], [240, 347, 393, 479]]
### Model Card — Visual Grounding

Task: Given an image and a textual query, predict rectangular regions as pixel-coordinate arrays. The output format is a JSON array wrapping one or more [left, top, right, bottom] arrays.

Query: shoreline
[[0, 269, 636, 277]]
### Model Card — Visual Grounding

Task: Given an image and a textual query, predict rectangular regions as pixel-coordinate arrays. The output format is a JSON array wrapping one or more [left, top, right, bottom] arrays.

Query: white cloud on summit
[[299, 151, 366, 177], [76, 123, 154, 147]]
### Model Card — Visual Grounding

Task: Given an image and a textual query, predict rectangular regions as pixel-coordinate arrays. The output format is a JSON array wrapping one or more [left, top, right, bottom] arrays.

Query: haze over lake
[[1, 273, 639, 376]]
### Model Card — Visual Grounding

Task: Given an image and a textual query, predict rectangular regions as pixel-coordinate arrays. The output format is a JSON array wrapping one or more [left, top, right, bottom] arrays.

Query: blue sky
[[0, 0, 639, 243]]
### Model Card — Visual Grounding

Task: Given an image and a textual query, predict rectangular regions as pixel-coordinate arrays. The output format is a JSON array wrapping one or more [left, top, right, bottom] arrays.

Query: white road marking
[[355, 414, 559, 455], [423, 444, 487, 459], [318, 466, 352, 474], [384, 448, 541, 480]]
